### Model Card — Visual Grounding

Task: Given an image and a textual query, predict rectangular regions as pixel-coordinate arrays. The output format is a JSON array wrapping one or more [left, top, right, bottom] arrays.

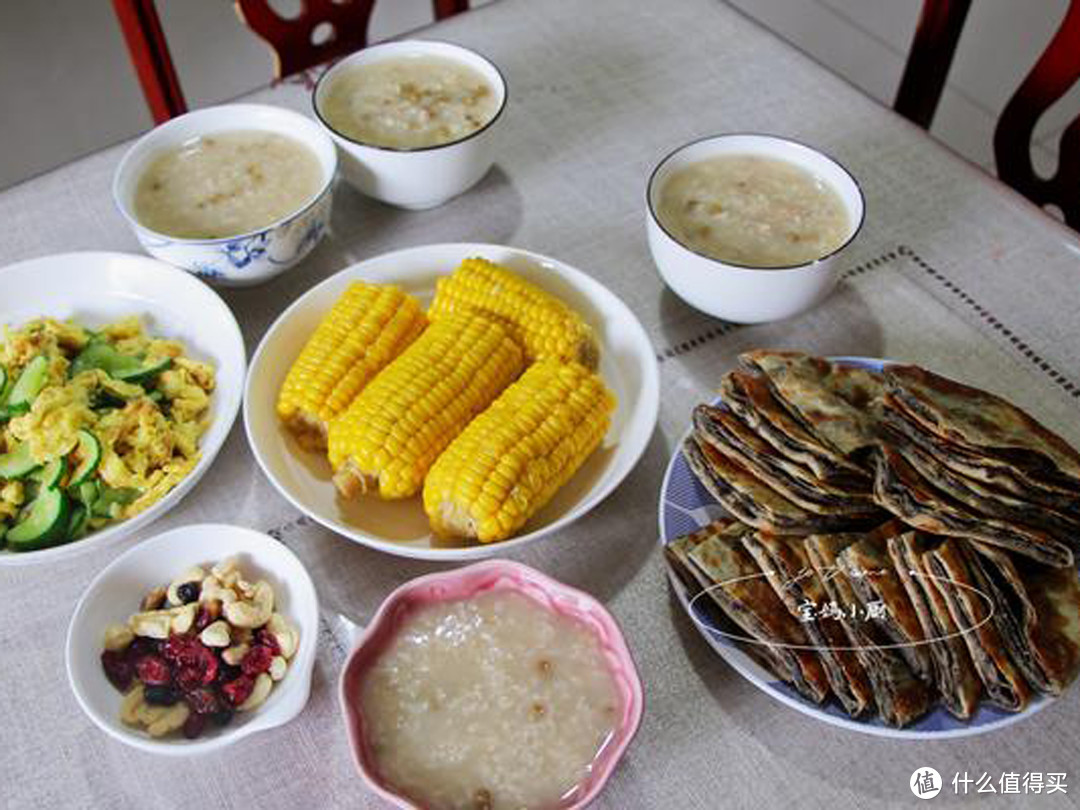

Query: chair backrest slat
[[994, 1, 1080, 227]]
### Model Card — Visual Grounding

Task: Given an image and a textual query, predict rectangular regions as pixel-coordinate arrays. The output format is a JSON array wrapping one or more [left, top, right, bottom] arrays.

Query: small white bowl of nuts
[[65, 523, 318, 755]]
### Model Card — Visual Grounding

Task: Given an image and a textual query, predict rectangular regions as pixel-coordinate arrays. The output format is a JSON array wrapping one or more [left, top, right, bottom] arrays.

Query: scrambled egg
[[0, 317, 215, 529]]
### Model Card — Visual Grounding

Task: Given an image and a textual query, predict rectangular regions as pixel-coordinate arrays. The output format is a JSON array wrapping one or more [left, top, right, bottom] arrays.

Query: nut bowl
[[339, 559, 644, 808], [66, 523, 319, 755]]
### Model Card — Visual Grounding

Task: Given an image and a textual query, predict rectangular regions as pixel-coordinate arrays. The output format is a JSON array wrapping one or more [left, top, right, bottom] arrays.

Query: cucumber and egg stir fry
[[0, 317, 214, 551]]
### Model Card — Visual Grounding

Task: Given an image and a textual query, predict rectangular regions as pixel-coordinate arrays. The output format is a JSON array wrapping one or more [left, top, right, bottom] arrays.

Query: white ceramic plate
[[245, 243, 659, 561], [658, 357, 1057, 739], [0, 252, 246, 565], [66, 523, 318, 755]]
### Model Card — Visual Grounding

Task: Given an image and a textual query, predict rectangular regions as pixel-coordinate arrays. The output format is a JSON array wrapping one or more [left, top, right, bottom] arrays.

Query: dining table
[[3, 0, 1080, 807]]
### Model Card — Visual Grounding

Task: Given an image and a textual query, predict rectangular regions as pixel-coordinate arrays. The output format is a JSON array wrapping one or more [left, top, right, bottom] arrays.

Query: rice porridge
[[133, 130, 323, 239], [359, 591, 621, 810], [320, 55, 499, 150], [656, 154, 851, 267]]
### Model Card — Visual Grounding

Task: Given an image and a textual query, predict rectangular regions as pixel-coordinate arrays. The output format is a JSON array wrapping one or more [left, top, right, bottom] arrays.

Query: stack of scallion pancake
[[669, 350, 1080, 727]]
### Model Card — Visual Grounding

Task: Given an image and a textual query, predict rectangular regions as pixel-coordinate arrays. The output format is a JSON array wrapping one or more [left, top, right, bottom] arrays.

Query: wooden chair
[[895, 0, 1080, 227], [113, 0, 470, 124]]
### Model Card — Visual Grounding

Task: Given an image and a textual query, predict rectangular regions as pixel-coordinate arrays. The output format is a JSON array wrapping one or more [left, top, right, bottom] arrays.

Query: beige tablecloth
[[3, 0, 1080, 808]]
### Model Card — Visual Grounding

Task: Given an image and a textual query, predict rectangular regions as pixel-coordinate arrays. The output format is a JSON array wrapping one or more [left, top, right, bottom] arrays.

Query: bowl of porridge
[[313, 40, 507, 210], [113, 104, 337, 286], [646, 133, 865, 322], [339, 560, 643, 809]]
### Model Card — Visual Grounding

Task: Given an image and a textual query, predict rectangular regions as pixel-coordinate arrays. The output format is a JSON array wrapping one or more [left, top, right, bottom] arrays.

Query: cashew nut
[[120, 685, 145, 726], [129, 610, 173, 639], [222, 643, 249, 667], [170, 603, 197, 634], [139, 585, 167, 612], [223, 580, 274, 629], [211, 557, 240, 587], [166, 566, 205, 605], [269, 656, 288, 681], [146, 703, 190, 738], [200, 575, 237, 605], [200, 620, 232, 648], [238, 673, 272, 712], [103, 624, 134, 652], [267, 612, 299, 659]]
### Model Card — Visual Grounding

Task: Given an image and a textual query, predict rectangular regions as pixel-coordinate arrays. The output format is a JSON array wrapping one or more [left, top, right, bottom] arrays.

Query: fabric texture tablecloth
[[2, 0, 1080, 807]]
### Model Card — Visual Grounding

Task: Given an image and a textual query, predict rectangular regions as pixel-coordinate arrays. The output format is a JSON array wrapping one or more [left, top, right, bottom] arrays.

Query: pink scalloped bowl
[[338, 559, 644, 809]]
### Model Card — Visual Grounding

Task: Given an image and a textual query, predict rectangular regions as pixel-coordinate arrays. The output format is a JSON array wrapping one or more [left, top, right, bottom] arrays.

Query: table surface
[[3, 0, 1080, 808]]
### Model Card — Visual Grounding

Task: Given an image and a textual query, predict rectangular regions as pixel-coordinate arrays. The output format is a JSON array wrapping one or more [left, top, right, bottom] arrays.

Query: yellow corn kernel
[[276, 283, 426, 450], [428, 257, 599, 369], [327, 312, 524, 499], [423, 359, 615, 543]]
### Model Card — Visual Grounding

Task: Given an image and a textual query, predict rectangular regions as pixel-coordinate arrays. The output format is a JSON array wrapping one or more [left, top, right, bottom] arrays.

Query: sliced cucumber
[[0, 443, 40, 480], [70, 341, 171, 383], [7, 355, 49, 411], [31, 456, 67, 489], [69, 430, 101, 486], [0, 366, 7, 396], [6, 488, 71, 551], [92, 486, 140, 518], [73, 479, 100, 510], [67, 504, 90, 541]]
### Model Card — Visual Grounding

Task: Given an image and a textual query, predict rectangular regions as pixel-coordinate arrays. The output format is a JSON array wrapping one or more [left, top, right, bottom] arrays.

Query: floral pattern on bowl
[[338, 559, 644, 809], [134, 189, 332, 286]]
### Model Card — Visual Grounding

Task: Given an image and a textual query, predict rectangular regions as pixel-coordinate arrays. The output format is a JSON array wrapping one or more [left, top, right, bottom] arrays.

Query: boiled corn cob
[[423, 358, 615, 543], [428, 257, 599, 369], [277, 283, 426, 450], [327, 311, 524, 499]]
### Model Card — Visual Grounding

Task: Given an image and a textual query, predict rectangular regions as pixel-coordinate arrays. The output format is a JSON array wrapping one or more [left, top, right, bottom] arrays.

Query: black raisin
[[144, 685, 180, 706], [176, 582, 201, 604], [210, 709, 234, 727]]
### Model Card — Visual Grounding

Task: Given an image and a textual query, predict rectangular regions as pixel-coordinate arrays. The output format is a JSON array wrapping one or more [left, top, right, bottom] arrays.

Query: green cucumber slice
[[0, 443, 40, 480], [6, 488, 71, 551], [32, 456, 67, 489], [67, 504, 90, 540], [92, 486, 140, 518], [7, 356, 49, 410], [69, 430, 101, 485], [70, 341, 171, 383], [73, 479, 100, 510]]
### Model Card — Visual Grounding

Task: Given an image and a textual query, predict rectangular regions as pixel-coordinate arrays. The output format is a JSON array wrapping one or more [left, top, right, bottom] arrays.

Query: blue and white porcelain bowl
[[112, 104, 336, 287]]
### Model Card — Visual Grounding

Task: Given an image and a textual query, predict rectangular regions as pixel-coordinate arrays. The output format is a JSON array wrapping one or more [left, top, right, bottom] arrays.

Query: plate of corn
[[244, 243, 659, 560]]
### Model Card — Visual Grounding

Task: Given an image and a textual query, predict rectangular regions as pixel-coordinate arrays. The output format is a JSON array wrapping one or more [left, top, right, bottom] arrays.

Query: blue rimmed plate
[[658, 357, 1057, 738]]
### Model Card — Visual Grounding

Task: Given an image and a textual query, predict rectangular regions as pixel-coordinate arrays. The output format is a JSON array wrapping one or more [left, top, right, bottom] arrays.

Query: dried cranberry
[[241, 645, 275, 676], [255, 628, 280, 656], [194, 607, 214, 632], [197, 645, 219, 685], [101, 650, 134, 692], [135, 655, 172, 686], [182, 712, 207, 740], [184, 687, 219, 715], [162, 634, 201, 666], [174, 666, 203, 693], [144, 685, 180, 706], [221, 675, 255, 707]]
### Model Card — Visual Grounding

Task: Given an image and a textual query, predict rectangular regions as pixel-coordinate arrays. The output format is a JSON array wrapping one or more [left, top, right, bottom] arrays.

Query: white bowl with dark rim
[[113, 103, 337, 287], [312, 40, 507, 210], [646, 133, 865, 323]]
